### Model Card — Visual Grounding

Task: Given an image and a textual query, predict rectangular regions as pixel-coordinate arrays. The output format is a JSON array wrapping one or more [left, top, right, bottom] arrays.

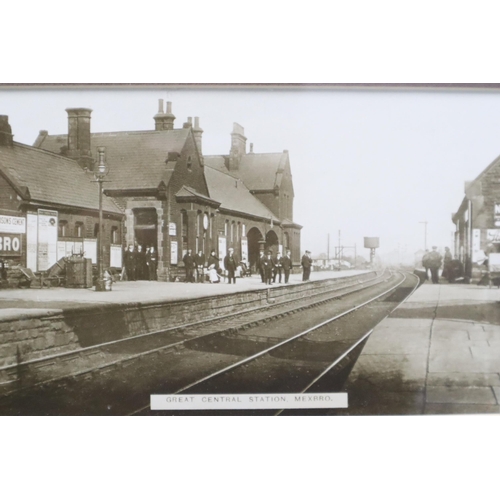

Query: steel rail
[[129, 270, 407, 415], [273, 270, 421, 415]]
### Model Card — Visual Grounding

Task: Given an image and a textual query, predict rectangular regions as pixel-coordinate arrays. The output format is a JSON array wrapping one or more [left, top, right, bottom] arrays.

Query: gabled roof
[[35, 128, 190, 190], [203, 155, 230, 174], [204, 165, 278, 221], [0, 142, 122, 214], [239, 152, 287, 190], [204, 151, 289, 190], [175, 185, 220, 208]]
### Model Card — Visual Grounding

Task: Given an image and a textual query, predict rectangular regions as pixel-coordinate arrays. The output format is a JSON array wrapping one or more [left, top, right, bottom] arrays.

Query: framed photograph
[[1, 84, 500, 422]]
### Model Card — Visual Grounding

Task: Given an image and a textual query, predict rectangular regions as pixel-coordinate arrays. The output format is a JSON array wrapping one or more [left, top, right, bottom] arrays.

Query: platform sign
[[0, 233, 22, 256], [0, 214, 26, 234], [37, 209, 58, 271]]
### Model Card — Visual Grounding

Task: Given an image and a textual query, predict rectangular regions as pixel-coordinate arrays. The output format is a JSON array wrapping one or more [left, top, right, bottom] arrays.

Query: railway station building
[[452, 153, 500, 278], [0, 115, 124, 275], [3, 100, 302, 281]]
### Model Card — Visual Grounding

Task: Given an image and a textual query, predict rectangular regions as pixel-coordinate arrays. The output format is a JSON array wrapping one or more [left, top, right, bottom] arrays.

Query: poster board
[[110, 245, 123, 268], [37, 209, 58, 271]]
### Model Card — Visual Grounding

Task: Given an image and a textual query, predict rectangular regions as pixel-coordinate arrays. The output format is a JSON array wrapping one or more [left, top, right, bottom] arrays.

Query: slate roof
[[35, 128, 190, 190], [175, 185, 220, 207], [239, 152, 287, 190], [204, 152, 287, 190], [204, 165, 278, 221], [0, 142, 122, 214]]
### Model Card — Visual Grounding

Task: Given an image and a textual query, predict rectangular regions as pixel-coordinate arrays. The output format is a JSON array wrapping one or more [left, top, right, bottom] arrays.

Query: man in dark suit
[[262, 251, 275, 285], [182, 249, 196, 283], [125, 244, 137, 281], [194, 250, 206, 283], [256, 250, 265, 283], [282, 250, 293, 284], [301, 250, 312, 282], [224, 247, 238, 284], [272, 251, 284, 283]]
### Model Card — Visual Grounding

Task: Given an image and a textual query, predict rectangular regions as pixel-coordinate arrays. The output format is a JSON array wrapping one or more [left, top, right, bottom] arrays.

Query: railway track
[[131, 270, 420, 416], [0, 270, 390, 397]]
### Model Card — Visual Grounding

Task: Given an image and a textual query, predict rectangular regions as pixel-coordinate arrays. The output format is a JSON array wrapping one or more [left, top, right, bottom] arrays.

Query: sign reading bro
[[0, 234, 23, 256]]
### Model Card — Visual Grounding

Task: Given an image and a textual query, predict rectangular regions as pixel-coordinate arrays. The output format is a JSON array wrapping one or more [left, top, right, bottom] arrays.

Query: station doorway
[[134, 208, 158, 250], [246, 227, 263, 270], [265, 229, 279, 256]]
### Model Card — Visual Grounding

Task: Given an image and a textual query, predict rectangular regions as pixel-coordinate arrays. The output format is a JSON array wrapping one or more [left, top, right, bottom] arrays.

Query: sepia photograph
[[1, 85, 500, 416]]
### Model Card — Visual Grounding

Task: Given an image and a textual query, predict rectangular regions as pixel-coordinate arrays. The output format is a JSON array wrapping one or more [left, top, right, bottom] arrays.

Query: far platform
[[337, 279, 500, 415], [0, 269, 368, 320]]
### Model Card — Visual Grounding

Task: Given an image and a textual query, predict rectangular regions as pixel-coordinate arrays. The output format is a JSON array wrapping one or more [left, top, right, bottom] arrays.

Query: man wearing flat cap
[[301, 250, 312, 282], [427, 246, 442, 284]]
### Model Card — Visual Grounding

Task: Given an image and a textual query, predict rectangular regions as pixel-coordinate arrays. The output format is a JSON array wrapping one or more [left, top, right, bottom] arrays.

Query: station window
[[94, 223, 99, 237], [242, 224, 246, 238], [58, 220, 68, 237], [75, 222, 84, 238], [111, 226, 119, 244]]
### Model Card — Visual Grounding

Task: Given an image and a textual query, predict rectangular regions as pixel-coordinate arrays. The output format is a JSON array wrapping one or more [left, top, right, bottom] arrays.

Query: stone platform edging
[[0, 272, 377, 373]]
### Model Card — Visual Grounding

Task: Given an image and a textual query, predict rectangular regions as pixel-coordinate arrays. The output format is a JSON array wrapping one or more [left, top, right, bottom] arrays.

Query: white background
[[2, 1, 499, 499]]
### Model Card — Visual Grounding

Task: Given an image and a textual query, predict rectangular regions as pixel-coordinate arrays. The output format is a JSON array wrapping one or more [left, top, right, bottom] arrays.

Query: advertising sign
[[495, 204, 500, 227], [26, 213, 38, 270], [169, 223, 177, 236], [170, 240, 178, 264], [0, 233, 22, 256], [110, 245, 123, 268], [218, 236, 227, 269], [83, 239, 97, 264], [241, 238, 248, 260], [486, 229, 500, 243], [0, 214, 26, 234], [37, 209, 58, 271]]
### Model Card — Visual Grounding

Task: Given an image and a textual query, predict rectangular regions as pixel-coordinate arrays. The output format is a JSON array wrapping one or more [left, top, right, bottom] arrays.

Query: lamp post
[[94, 146, 109, 291]]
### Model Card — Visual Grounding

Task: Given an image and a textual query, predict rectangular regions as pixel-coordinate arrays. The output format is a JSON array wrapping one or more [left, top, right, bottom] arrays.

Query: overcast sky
[[2, 87, 500, 259]]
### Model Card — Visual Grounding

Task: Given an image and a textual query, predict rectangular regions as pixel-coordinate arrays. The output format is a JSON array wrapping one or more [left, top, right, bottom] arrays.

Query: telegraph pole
[[419, 221, 428, 250]]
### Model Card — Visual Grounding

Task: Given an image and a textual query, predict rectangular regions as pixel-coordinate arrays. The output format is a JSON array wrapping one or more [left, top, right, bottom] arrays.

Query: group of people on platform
[[123, 244, 157, 281], [183, 248, 251, 284], [422, 246, 454, 284], [180, 248, 314, 285]]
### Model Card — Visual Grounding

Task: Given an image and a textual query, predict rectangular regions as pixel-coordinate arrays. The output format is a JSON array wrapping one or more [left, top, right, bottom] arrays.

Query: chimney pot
[[166, 101, 172, 114], [158, 99, 164, 114], [194, 117, 200, 128], [0, 115, 13, 147], [250, 143, 254, 153]]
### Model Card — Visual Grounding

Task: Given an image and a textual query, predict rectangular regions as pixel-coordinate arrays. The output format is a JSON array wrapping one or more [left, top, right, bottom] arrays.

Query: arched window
[[75, 222, 84, 238], [111, 226, 119, 244], [58, 220, 68, 237], [181, 210, 188, 254]]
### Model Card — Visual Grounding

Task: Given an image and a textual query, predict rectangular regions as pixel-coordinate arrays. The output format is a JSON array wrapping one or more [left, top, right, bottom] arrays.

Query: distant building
[[452, 154, 500, 278], [26, 100, 302, 280]]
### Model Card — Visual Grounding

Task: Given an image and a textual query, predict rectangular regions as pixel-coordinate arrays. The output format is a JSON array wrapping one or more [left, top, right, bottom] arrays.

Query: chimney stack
[[193, 116, 203, 155], [66, 108, 93, 170], [0, 116, 14, 146], [229, 122, 247, 172], [154, 99, 176, 130], [249, 143, 254, 153]]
